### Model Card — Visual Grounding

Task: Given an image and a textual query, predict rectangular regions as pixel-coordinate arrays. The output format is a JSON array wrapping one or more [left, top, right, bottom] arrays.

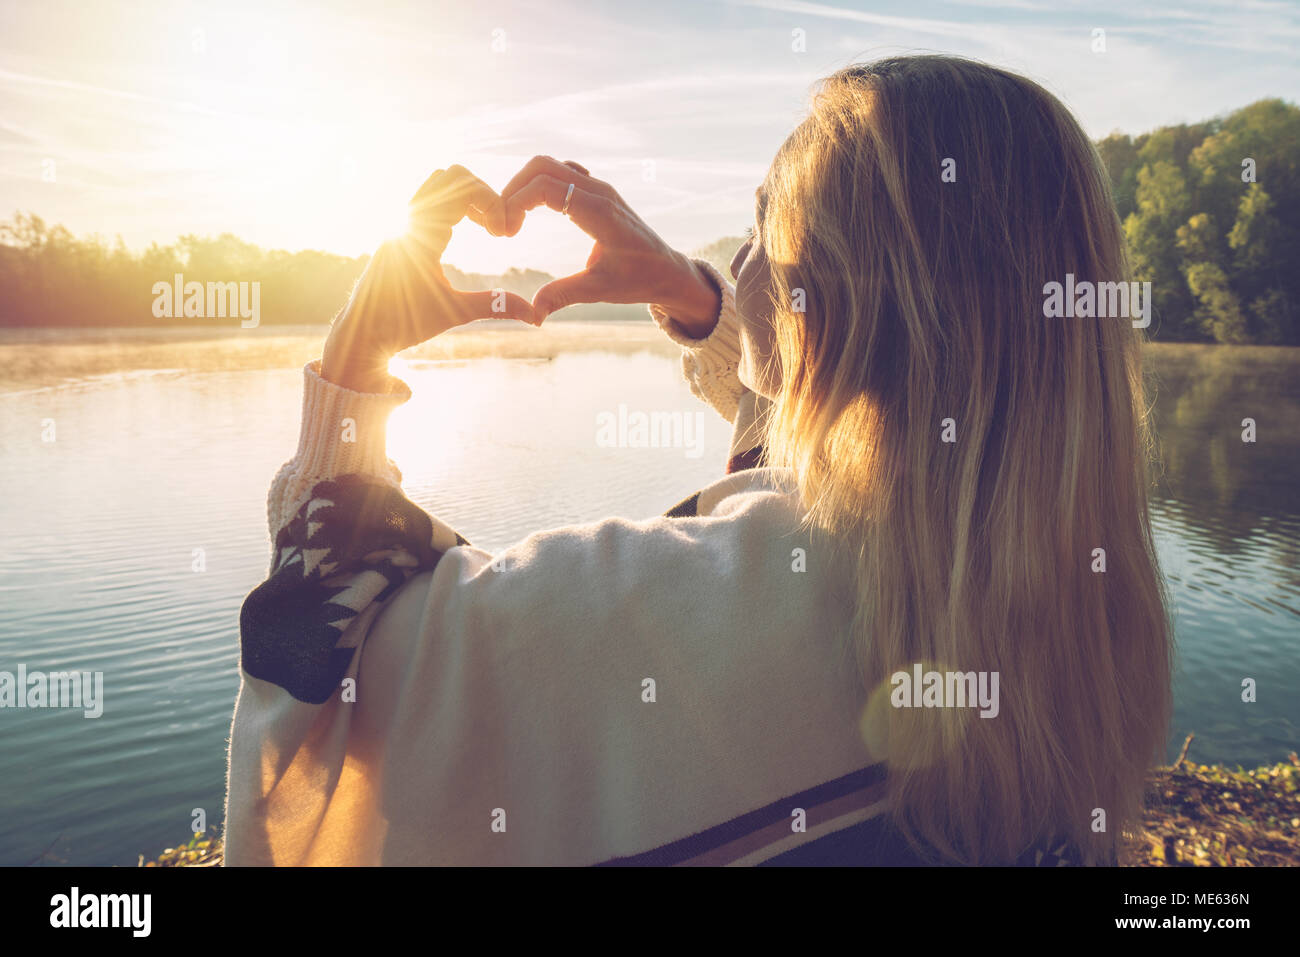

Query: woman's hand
[[501, 157, 722, 335], [321, 166, 537, 393]]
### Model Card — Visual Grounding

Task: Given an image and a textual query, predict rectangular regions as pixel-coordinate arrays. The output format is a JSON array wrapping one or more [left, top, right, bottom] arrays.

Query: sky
[[1, 0, 1298, 276]]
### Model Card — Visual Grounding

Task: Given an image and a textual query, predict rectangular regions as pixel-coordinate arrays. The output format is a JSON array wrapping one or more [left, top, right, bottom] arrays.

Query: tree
[[1126, 161, 1198, 339]]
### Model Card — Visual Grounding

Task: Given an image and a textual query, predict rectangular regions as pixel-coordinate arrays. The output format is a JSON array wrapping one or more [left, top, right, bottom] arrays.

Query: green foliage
[[1120, 98, 1300, 344], [0, 213, 372, 328], [0, 215, 570, 329], [1096, 133, 1141, 220], [1185, 261, 1248, 344]]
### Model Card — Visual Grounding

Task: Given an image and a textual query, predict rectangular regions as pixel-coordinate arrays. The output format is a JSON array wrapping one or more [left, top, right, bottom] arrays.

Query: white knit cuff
[[648, 259, 743, 361], [267, 360, 412, 536], [648, 260, 747, 422], [294, 359, 410, 477]]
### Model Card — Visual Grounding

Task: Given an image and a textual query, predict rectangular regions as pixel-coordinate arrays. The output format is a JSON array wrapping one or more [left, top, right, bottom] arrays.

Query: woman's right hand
[[501, 156, 722, 335]]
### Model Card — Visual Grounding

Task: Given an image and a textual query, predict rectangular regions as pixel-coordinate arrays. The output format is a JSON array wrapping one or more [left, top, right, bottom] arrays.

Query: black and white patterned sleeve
[[236, 359, 473, 704], [240, 472, 469, 704]]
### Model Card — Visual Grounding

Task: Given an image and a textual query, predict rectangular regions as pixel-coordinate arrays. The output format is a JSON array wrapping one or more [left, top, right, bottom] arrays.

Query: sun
[[315, 181, 416, 254], [379, 205, 413, 243]]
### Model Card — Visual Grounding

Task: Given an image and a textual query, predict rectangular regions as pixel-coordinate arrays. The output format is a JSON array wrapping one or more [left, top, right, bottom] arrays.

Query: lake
[[0, 322, 1296, 866]]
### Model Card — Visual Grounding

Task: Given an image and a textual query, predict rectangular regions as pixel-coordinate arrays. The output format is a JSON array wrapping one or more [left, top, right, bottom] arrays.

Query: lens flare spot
[[860, 660, 972, 772]]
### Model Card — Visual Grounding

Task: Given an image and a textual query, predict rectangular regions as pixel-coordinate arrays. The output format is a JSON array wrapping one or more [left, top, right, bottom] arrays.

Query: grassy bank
[[1128, 737, 1299, 866], [142, 738, 1299, 867]]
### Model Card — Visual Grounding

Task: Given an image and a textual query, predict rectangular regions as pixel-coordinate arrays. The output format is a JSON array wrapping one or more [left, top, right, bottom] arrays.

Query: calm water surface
[[0, 326, 1296, 865]]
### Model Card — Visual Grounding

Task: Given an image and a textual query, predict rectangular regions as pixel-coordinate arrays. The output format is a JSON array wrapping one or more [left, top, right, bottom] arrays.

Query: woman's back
[[225, 55, 1170, 867]]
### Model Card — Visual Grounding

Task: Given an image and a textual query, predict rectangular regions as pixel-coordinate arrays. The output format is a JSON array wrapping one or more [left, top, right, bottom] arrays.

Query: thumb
[[532, 271, 603, 321]]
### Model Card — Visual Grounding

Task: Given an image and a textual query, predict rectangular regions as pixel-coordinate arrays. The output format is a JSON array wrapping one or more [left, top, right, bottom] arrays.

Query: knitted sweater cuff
[[268, 360, 412, 534], [647, 259, 747, 423]]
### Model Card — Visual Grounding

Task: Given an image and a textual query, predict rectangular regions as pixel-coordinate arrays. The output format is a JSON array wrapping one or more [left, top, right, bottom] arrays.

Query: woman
[[225, 55, 1172, 866]]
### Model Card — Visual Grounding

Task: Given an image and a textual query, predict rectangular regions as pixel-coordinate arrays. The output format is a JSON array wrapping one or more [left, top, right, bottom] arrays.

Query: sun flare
[[380, 206, 413, 243]]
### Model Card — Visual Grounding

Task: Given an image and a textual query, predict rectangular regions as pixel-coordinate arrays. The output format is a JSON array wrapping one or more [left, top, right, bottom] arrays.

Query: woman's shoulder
[[457, 466, 805, 584], [352, 468, 869, 864], [475, 466, 818, 613]]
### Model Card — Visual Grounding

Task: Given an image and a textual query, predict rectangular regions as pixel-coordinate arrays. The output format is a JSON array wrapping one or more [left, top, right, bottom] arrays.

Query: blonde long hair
[[760, 56, 1173, 865]]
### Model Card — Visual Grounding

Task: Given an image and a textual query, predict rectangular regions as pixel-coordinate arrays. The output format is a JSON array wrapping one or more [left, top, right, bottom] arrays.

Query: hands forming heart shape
[[321, 158, 723, 393]]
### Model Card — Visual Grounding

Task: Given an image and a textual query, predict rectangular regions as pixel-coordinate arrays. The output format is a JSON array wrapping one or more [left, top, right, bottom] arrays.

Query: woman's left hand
[[321, 166, 538, 393], [500, 156, 721, 332]]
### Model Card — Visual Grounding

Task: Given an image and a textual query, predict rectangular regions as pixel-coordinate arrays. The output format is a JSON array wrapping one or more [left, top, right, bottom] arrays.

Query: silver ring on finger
[[561, 182, 575, 215]]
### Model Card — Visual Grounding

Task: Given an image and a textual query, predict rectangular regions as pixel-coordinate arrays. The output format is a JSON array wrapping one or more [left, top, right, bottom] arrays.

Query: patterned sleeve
[[237, 360, 476, 704], [225, 358, 495, 864], [240, 472, 468, 705]]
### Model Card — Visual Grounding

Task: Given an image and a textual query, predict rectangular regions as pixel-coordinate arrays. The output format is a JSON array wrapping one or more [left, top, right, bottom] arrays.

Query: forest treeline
[[1097, 98, 1298, 344], [1, 98, 1296, 341], [0, 214, 555, 329]]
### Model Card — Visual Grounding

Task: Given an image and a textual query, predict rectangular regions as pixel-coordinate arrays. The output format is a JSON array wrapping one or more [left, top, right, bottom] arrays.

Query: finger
[[464, 201, 509, 237], [408, 168, 445, 203], [506, 174, 610, 241], [500, 155, 615, 232], [502, 155, 613, 201], [451, 288, 539, 326], [496, 159, 591, 237], [532, 271, 606, 322], [410, 165, 508, 236]]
